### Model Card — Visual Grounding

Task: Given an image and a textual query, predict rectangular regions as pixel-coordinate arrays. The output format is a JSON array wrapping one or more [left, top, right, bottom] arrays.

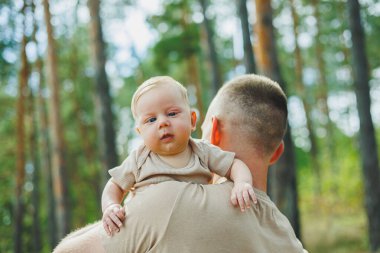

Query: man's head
[[202, 74, 287, 160], [132, 76, 196, 155]]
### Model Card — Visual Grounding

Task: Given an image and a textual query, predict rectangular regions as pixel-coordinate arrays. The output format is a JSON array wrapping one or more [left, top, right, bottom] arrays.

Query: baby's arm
[[225, 159, 257, 211], [101, 179, 127, 236]]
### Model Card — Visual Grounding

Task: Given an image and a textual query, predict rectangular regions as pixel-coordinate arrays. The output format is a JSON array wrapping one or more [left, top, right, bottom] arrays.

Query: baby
[[101, 76, 257, 236]]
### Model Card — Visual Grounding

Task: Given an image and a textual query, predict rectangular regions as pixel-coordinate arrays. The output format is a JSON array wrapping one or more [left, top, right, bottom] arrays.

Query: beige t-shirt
[[109, 138, 235, 191], [101, 181, 307, 253]]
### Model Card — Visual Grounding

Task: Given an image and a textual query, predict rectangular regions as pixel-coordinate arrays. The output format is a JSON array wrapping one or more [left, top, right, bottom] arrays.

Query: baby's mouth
[[161, 133, 174, 141]]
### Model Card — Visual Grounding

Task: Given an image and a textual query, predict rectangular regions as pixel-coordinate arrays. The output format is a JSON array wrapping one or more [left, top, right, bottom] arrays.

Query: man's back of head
[[212, 74, 288, 157]]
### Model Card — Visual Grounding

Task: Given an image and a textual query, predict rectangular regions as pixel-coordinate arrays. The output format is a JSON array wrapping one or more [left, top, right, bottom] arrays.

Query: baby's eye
[[168, 112, 177, 117], [146, 117, 157, 123]]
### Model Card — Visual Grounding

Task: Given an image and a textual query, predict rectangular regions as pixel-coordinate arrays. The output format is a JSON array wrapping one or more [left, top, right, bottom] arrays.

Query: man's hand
[[231, 182, 257, 212], [102, 203, 125, 236]]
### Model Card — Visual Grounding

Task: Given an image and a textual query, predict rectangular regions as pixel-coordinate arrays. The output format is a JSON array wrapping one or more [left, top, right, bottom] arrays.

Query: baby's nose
[[158, 117, 170, 128]]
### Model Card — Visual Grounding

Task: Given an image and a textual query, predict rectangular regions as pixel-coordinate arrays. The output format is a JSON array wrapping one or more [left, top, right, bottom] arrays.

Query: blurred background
[[1, 0, 380, 252]]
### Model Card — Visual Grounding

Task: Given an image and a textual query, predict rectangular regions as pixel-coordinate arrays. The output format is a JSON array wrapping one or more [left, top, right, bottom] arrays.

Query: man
[[54, 74, 307, 252]]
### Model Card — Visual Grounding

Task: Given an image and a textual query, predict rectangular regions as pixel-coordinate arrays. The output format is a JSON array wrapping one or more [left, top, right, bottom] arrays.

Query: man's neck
[[217, 129, 269, 192], [251, 170, 267, 193], [235, 150, 268, 193]]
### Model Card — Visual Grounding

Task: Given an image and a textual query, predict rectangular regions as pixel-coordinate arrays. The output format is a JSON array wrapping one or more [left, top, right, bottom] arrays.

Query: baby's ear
[[135, 126, 141, 134]]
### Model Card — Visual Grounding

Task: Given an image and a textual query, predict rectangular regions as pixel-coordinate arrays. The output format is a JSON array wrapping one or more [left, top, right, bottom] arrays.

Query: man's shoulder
[[122, 181, 307, 252]]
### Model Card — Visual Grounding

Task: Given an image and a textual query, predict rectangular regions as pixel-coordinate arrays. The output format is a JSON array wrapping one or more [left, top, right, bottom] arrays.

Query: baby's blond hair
[[131, 76, 189, 119]]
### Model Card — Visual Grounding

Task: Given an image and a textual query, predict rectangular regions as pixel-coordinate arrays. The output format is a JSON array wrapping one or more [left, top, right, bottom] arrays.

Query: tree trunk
[[290, 0, 321, 194], [70, 28, 102, 212], [37, 55, 58, 249], [70, 2, 94, 170], [87, 0, 118, 184], [179, 4, 204, 134], [187, 54, 205, 137], [43, 0, 70, 239], [236, 0, 256, 73], [28, 73, 42, 253], [30, 1, 42, 250], [198, 0, 222, 96], [272, 124, 301, 237], [347, 0, 380, 251], [14, 4, 29, 252], [311, 0, 337, 177], [254, 0, 301, 239]]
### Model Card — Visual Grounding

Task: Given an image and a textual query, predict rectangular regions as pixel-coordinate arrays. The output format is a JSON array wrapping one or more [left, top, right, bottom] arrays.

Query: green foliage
[[147, 0, 201, 73], [362, 1, 380, 70], [0, 20, 17, 248], [1, 0, 380, 252], [302, 211, 368, 253], [0, 2, 18, 88]]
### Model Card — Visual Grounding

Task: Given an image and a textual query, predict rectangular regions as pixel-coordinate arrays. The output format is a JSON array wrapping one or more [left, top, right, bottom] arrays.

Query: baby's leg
[[53, 221, 105, 253]]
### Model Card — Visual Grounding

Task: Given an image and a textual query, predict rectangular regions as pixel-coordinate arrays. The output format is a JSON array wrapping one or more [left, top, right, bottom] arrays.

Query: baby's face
[[135, 84, 196, 156]]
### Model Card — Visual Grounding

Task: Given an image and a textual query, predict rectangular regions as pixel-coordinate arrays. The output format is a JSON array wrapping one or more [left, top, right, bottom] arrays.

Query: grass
[[301, 209, 369, 253]]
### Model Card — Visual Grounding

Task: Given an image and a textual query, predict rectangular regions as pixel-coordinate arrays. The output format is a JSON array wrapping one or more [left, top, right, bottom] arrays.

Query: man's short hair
[[131, 76, 189, 119], [216, 74, 288, 155]]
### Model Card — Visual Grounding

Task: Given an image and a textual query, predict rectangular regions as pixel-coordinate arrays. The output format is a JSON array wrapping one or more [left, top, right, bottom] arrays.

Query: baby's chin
[[154, 144, 189, 157]]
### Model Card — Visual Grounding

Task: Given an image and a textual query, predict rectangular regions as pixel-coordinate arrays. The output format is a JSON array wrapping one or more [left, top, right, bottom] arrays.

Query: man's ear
[[191, 111, 197, 131], [210, 117, 221, 145], [269, 141, 284, 165]]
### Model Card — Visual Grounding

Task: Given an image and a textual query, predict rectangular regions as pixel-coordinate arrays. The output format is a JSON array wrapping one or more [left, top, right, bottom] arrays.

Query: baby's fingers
[[242, 190, 251, 208], [103, 217, 115, 236], [249, 188, 258, 204], [230, 192, 238, 206], [109, 212, 123, 229], [108, 221, 119, 236], [236, 192, 246, 212], [116, 208, 126, 222]]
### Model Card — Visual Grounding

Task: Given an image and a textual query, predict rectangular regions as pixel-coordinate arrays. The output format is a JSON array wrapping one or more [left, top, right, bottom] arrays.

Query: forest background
[[1, 0, 380, 252]]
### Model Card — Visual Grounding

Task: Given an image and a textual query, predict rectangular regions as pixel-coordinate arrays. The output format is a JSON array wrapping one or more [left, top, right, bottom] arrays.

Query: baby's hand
[[102, 203, 125, 236], [231, 182, 257, 212]]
